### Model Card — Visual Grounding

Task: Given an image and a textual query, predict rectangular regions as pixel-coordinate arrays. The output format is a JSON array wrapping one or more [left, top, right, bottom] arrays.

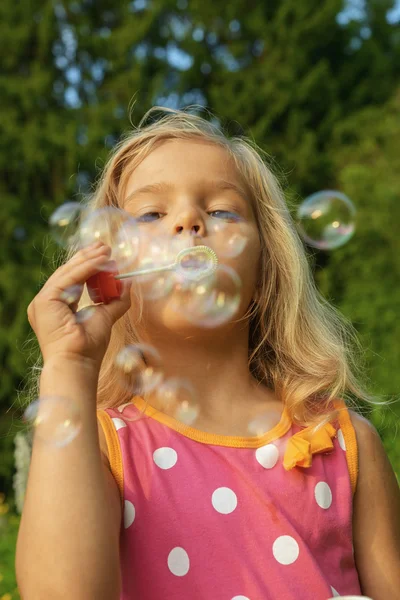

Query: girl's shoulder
[[348, 408, 400, 595]]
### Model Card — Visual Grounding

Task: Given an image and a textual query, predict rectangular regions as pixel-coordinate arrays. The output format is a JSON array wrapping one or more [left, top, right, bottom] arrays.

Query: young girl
[[16, 107, 400, 600]]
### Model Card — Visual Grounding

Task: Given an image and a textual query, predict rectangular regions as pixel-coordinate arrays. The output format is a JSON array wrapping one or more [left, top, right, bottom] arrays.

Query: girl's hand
[[27, 241, 132, 370]]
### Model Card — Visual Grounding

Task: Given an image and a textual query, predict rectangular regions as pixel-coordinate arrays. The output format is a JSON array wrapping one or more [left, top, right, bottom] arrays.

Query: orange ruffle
[[283, 422, 337, 470]]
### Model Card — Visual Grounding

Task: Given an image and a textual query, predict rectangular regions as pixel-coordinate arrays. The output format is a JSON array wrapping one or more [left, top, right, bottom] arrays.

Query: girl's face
[[122, 138, 262, 335]]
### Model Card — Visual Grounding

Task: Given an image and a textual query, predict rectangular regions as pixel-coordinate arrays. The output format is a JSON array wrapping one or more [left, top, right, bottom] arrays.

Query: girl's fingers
[[44, 245, 113, 298]]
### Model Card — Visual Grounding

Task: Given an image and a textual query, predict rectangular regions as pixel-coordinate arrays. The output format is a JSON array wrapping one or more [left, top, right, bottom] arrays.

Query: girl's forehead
[[123, 139, 250, 201]]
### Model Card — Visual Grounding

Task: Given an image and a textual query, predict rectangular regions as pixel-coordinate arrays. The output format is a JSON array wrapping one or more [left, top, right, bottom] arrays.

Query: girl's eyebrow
[[124, 179, 248, 205]]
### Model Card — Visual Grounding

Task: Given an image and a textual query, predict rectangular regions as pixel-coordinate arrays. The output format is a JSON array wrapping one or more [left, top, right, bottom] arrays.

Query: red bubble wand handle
[[86, 246, 218, 305]]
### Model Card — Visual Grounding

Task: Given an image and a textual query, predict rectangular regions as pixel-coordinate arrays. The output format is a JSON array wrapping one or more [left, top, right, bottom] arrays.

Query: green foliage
[[0, 498, 20, 599], [1, 0, 400, 503]]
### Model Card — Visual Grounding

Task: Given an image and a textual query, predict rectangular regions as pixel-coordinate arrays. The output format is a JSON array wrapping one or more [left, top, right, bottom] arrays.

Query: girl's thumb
[[102, 278, 133, 324]]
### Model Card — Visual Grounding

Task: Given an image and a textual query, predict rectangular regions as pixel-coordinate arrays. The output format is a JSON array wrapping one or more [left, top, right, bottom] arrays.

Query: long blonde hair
[[26, 105, 387, 432]]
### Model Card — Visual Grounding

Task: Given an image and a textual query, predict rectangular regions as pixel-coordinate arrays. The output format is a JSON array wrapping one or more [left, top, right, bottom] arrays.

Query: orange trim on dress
[[97, 396, 359, 509], [97, 410, 124, 512]]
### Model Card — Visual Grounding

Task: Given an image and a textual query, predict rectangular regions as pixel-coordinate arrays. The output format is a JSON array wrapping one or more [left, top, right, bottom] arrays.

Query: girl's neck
[[139, 323, 280, 425]]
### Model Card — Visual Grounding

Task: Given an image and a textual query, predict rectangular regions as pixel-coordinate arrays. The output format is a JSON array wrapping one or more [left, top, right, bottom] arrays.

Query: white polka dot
[[211, 487, 238, 514], [255, 444, 279, 469], [124, 500, 135, 528], [337, 428, 346, 451], [272, 535, 299, 565], [330, 585, 340, 597], [168, 547, 190, 576], [112, 417, 127, 431], [153, 447, 178, 469], [231, 596, 251, 600], [314, 481, 333, 509]]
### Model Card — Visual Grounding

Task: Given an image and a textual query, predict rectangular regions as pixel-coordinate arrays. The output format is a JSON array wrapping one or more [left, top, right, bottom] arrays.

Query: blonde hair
[[25, 105, 389, 433]]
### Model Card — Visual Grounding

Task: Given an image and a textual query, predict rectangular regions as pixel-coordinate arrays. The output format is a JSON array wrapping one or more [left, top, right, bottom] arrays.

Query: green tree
[[1, 0, 399, 499]]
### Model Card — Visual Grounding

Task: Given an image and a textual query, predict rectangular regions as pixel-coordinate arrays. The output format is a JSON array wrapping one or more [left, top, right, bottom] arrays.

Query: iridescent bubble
[[130, 234, 176, 300], [115, 343, 164, 396], [79, 206, 140, 272], [171, 264, 242, 327], [155, 378, 200, 426], [22, 396, 82, 448], [296, 190, 356, 250], [207, 215, 249, 259], [49, 201, 87, 248]]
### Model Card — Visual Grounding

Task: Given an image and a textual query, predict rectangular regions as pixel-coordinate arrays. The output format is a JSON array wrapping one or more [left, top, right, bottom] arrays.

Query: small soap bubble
[[79, 206, 140, 272], [171, 264, 242, 327], [296, 190, 356, 250], [247, 412, 280, 436], [22, 396, 82, 448], [49, 201, 86, 248], [155, 378, 200, 426], [75, 305, 96, 323], [60, 284, 83, 306], [115, 343, 164, 395]]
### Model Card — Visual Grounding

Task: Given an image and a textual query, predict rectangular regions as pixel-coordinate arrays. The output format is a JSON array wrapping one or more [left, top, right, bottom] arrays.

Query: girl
[[16, 107, 400, 600]]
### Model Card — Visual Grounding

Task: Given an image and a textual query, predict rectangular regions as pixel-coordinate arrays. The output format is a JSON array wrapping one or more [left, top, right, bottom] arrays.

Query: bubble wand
[[87, 245, 218, 304]]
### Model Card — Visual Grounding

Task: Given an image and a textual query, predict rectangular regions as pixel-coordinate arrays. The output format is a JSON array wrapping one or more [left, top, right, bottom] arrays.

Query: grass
[[0, 494, 20, 599]]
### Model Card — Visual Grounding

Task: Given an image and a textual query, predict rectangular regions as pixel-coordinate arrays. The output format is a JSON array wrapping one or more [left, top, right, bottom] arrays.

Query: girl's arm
[[15, 359, 122, 600], [350, 410, 400, 599]]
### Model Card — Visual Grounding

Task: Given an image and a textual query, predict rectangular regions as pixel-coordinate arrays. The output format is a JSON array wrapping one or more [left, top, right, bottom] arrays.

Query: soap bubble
[[75, 306, 96, 323], [49, 201, 87, 248], [115, 343, 164, 396], [59, 285, 96, 322], [79, 206, 140, 272], [247, 411, 283, 436], [60, 284, 83, 306], [130, 234, 177, 299], [296, 190, 356, 250], [207, 215, 249, 258], [171, 264, 242, 327], [22, 396, 82, 448], [155, 378, 200, 426]]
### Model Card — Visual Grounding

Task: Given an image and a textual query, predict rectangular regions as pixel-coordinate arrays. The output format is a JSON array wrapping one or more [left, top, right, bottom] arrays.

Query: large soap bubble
[[115, 343, 164, 396], [49, 201, 87, 248], [79, 206, 140, 272], [23, 396, 82, 448], [171, 264, 242, 328], [296, 190, 356, 250]]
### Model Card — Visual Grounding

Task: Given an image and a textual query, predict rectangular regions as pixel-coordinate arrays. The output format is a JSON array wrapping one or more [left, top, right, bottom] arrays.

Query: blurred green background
[[1, 0, 400, 597]]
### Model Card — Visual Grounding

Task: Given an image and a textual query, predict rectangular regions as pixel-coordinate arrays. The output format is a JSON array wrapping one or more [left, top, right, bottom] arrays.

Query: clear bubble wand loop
[[114, 245, 218, 282]]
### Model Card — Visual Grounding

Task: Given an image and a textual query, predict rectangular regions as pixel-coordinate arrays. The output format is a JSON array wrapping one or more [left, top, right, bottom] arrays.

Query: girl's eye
[[137, 212, 163, 222], [209, 210, 241, 222]]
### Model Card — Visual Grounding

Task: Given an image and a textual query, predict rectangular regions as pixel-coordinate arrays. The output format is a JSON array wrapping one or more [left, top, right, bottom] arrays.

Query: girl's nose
[[173, 209, 206, 236]]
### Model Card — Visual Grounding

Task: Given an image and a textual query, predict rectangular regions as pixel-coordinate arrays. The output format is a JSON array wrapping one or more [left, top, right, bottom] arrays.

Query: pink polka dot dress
[[97, 396, 362, 600]]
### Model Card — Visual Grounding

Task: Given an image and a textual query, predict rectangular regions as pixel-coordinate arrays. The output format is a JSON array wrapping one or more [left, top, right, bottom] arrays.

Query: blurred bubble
[[171, 264, 242, 327], [247, 412, 281, 436], [22, 396, 82, 448], [79, 206, 140, 272], [155, 378, 200, 426], [75, 306, 96, 323], [115, 343, 164, 396], [60, 284, 83, 306], [129, 234, 177, 300], [49, 201, 86, 248], [296, 190, 356, 250], [207, 216, 249, 259]]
